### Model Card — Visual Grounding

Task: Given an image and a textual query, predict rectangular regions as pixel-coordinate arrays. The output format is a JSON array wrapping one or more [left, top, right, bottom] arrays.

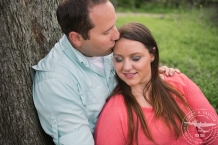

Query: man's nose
[[112, 26, 120, 41]]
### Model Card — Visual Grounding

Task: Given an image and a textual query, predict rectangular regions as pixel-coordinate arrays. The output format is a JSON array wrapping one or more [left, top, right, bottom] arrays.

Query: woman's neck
[[131, 81, 152, 108]]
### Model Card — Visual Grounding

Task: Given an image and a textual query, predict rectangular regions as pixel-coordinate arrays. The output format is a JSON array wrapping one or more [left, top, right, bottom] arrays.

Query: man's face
[[80, 1, 120, 57]]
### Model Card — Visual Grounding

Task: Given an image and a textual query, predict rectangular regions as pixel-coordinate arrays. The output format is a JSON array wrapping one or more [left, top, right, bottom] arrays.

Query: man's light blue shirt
[[32, 35, 116, 145]]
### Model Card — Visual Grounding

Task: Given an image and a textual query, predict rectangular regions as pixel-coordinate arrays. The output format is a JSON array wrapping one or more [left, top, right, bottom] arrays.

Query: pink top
[[95, 73, 218, 145]]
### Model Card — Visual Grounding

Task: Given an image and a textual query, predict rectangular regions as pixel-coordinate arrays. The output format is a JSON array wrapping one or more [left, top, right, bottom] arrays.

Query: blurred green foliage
[[116, 8, 218, 112], [112, 0, 218, 10]]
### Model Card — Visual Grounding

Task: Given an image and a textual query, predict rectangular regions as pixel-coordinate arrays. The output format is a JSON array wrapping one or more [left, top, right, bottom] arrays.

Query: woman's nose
[[123, 60, 132, 71]]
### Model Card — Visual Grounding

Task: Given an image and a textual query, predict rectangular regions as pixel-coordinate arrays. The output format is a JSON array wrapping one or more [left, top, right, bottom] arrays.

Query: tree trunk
[[0, 0, 62, 144]]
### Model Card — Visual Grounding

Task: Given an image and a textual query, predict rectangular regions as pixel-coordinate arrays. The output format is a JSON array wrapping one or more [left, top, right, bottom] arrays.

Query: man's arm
[[33, 77, 94, 145]]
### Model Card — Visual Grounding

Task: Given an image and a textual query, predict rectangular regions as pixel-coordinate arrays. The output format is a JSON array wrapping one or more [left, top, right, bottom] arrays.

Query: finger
[[175, 69, 181, 73], [159, 66, 167, 73], [164, 68, 171, 76], [168, 68, 175, 76], [159, 68, 165, 73], [161, 66, 167, 69]]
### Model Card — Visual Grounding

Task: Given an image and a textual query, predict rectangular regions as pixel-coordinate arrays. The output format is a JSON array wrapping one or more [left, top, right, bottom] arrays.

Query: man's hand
[[159, 66, 180, 76]]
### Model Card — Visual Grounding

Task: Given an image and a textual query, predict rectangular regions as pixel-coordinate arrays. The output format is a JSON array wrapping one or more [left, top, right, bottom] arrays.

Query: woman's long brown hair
[[109, 23, 189, 145]]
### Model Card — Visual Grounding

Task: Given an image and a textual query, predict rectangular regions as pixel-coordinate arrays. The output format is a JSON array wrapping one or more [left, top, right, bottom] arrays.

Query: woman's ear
[[68, 31, 82, 48], [150, 47, 156, 61]]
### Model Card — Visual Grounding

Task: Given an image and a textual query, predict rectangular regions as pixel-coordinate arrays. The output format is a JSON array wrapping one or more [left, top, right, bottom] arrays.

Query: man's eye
[[114, 57, 123, 62], [132, 56, 141, 61], [103, 31, 110, 35]]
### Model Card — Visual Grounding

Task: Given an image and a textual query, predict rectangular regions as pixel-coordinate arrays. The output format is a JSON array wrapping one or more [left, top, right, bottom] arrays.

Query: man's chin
[[98, 50, 113, 56], [105, 50, 113, 56]]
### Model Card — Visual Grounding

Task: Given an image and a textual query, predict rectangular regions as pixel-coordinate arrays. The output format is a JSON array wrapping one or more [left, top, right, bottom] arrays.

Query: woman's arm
[[94, 95, 127, 145], [182, 74, 218, 144]]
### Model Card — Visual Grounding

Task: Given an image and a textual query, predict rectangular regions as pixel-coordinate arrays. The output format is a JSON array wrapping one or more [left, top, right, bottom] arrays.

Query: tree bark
[[0, 0, 62, 144]]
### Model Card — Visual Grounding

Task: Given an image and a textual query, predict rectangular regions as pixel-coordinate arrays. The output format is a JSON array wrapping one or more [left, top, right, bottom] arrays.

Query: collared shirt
[[32, 35, 116, 145]]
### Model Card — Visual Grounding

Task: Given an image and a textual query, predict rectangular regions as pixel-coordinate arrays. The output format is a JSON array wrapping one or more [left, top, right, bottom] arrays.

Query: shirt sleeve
[[94, 96, 127, 145], [33, 77, 94, 145], [181, 74, 215, 112], [182, 74, 218, 144]]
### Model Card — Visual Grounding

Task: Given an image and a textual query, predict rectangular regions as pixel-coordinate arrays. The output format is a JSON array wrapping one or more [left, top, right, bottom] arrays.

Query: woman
[[94, 23, 218, 145]]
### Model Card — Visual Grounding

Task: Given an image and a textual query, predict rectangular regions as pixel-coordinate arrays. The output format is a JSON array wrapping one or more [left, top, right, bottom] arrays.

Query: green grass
[[116, 8, 218, 112]]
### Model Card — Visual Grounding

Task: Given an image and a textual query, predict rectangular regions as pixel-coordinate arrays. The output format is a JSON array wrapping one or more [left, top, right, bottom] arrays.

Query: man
[[32, 0, 179, 144]]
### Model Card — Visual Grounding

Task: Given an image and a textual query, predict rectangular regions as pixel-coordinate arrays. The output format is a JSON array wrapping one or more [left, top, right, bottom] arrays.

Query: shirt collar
[[60, 35, 90, 66]]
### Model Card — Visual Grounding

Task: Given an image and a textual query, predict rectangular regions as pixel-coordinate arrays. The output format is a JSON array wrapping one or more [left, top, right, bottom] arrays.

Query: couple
[[32, 0, 218, 145]]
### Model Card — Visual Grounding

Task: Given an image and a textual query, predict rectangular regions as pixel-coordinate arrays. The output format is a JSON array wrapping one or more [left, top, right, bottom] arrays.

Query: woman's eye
[[114, 57, 123, 62], [132, 56, 141, 61]]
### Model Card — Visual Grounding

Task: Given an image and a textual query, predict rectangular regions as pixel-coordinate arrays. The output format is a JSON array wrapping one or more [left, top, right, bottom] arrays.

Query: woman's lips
[[124, 73, 137, 78]]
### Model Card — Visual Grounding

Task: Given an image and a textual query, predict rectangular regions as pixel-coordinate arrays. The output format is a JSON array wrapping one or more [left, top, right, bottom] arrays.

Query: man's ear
[[68, 31, 82, 48]]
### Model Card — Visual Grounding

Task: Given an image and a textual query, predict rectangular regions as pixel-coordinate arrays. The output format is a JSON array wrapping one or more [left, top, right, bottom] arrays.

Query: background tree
[[0, 0, 61, 144]]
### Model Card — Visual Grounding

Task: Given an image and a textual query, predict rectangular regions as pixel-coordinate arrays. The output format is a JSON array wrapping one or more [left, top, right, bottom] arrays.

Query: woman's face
[[113, 38, 154, 88]]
